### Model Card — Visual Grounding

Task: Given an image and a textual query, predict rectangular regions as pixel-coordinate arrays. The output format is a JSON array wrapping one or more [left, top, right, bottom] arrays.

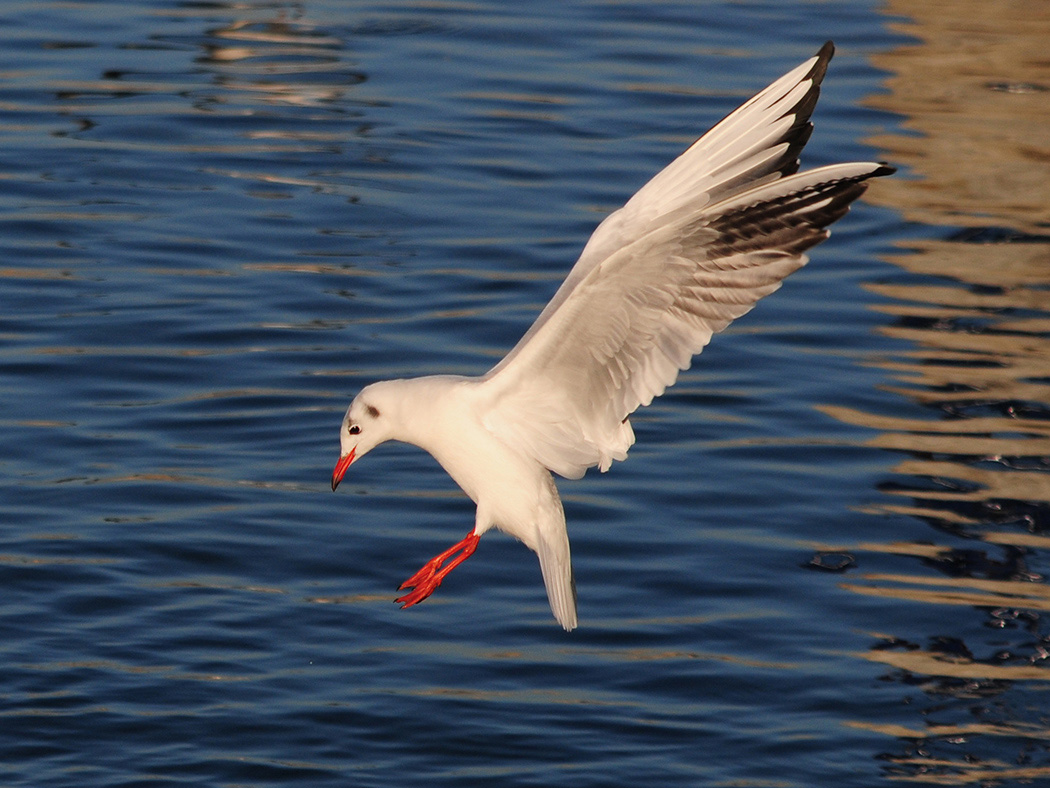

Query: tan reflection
[[888, 460, 1050, 506], [885, 764, 1050, 786], [564, 648, 797, 670], [0, 553, 115, 567], [843, 572, 1050, 613], [198, 9, 359, 109], [848, 720, 1050, 742], [871, 242, 1050, 291], [865, 2, 1050, 235], [0, 267, 75, 280], [826, 1, 1050, 537], [393, 686, 630, 708], [823, 405, 1050, 458], [861, 647, 1050, 682], [823, 2, 1050, 781]]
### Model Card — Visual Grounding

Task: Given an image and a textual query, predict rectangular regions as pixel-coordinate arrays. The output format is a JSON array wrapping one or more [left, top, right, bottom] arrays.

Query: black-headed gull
[[332, 42, 892, 630]]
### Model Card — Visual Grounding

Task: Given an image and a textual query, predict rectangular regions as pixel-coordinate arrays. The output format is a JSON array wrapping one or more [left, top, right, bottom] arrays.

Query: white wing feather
[[478, 43, 892, 479]]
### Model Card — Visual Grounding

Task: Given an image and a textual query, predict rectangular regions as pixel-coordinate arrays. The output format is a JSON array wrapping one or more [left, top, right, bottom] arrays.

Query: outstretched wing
[[478, 43, 893, 479], [570, 41, 833, 275]]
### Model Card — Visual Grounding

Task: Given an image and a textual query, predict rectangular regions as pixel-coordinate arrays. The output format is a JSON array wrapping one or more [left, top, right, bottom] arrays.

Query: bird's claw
[[395, 559, 443, 607], [394, 531, 480, 610], [397, 559, 442, 595], [395, 577, 439, 609]]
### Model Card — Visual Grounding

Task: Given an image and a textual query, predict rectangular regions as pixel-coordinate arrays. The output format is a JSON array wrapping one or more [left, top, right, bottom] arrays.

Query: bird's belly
[[444, 445, 539, 506], [429, 430, 547, 533]]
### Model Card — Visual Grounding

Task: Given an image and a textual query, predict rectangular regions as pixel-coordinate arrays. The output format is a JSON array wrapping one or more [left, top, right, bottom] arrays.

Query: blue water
[[4, 1, 1049, 786]]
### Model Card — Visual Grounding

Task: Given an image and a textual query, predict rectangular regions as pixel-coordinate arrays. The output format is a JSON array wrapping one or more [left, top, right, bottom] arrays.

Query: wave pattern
[[819, 4, 1050, 781]]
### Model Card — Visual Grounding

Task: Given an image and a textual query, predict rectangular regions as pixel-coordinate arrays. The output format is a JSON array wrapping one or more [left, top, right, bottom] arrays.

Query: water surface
[[3, 1, 1049, 786]]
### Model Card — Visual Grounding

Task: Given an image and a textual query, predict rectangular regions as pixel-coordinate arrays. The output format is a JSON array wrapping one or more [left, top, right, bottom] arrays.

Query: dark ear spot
[[366, 404, 380, 419]]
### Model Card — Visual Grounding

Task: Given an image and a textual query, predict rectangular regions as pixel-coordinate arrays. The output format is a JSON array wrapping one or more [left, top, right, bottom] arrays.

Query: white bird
[[331, 42, 892, 630]]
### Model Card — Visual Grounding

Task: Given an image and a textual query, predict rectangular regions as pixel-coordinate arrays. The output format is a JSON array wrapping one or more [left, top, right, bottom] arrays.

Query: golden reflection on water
[[828, 2, 1050, 781], [866, 2, 1050, 235], [845, 572, 1050, 616]]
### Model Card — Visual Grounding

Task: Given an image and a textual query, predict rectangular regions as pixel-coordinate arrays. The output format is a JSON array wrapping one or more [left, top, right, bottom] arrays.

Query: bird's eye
[[348, 425, 361, 435]]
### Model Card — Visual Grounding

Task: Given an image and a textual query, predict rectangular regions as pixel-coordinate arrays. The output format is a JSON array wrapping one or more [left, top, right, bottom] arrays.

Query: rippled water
[[3, 1, 1049, 786]]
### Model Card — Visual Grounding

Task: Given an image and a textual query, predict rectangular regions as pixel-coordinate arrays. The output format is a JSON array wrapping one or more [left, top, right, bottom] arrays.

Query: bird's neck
[[381, 374, 475, 452]]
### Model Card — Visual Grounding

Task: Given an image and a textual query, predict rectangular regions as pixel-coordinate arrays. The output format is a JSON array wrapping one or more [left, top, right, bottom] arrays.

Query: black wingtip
[[872, 162, 897, 178], [804, 41, 836, 91]]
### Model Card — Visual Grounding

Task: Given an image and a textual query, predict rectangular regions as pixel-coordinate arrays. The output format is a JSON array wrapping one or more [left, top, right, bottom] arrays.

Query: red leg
[[395, 531, 480, 609]]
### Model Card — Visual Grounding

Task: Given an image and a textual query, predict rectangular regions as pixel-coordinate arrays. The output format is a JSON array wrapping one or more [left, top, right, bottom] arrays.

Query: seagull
[[331, 41, 893, 630]]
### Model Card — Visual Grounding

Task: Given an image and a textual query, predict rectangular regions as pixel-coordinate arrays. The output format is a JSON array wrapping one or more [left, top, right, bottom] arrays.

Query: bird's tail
[[536, 477, 578, 631]]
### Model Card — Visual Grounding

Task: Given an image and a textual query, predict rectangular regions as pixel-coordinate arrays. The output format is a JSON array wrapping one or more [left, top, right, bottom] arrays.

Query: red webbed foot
[[395, 531, 480, 609]]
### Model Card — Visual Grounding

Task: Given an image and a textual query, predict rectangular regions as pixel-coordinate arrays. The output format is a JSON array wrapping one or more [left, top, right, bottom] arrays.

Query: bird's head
[[331, 383, 392, 491]]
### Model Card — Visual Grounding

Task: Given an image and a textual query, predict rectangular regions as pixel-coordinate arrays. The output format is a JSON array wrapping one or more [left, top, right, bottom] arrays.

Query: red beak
[[331, 447, 356, 491]]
